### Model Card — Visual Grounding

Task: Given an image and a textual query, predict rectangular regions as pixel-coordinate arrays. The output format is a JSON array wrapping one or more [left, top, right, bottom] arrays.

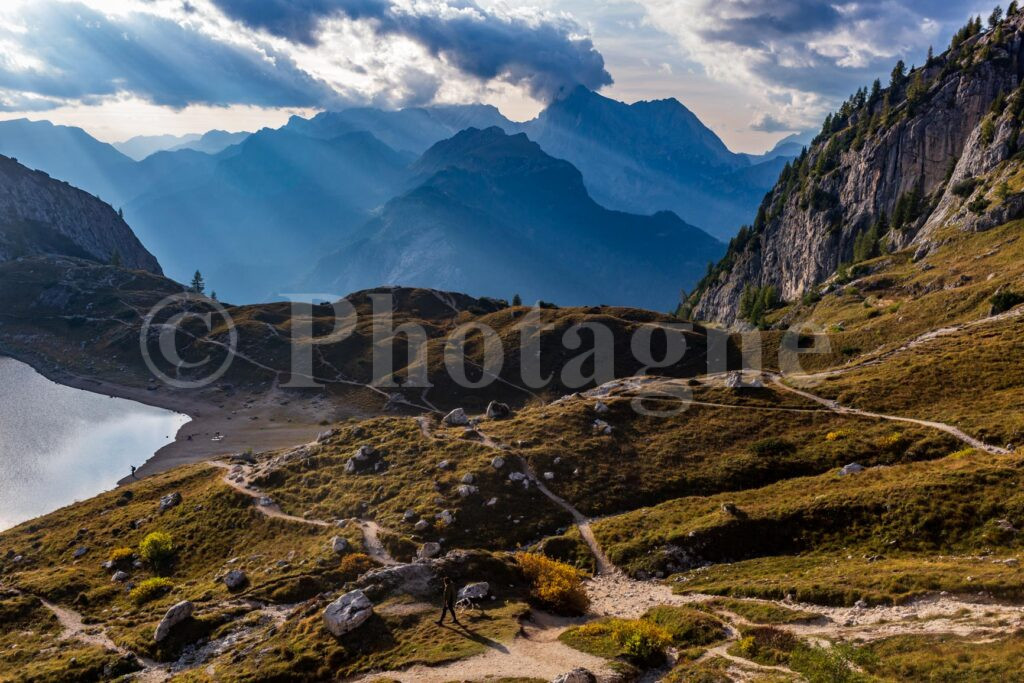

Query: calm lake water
[[0, 357, 189, 530]]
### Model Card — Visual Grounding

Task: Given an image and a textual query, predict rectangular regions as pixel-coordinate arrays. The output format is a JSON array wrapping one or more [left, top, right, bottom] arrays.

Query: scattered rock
[[154, 601, 194, 642], [223, 570, 248, 591], [592, 419, 613, 435], [437, 460, 453, 470], [485, 497, 498, 506], [491, 456, 506, 469], [158, 492, 182, 512], [457, 484, 479, 498], [854, 599, 868, 609], [414, 519, 431, 532], [256, 497, 274, 507], [543, 471, 555, 481], [316, 429, 338, 443], [403, 509, 418, 523], [330, 536, 350, 554], [442, 408, 469, 426], [486, 401, 512, 419], [552, 668, 597, 683], [996, 519, 1017, 533], [721, 503, 741, 516], [323, 590, 373, 637], [460, 473, 476, 484], [593, 401, 609, 414], [838, 463, 865, 476], [457, 582, 490, 600], [111, 570, 129, 583], [72, 547, 89, 559], [418, 542, 442, 559], [437, 510, 455, 526], [345, 445, 383, 475]]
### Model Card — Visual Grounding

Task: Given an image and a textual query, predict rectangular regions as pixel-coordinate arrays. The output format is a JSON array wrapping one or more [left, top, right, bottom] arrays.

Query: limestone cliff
[[0, 154, 161, 273], [691, 12, 1024, 325]]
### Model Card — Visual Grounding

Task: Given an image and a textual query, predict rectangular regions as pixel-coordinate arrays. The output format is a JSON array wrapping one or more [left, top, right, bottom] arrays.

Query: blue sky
[[0, 0, 995, 151]]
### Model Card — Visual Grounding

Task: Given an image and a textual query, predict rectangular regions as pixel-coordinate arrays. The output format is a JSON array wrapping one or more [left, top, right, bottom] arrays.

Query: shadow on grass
[[438, 622, 510, 654]]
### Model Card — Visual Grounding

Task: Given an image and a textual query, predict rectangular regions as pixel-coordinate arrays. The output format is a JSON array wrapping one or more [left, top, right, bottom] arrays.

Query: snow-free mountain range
[[0, 87, 800, 307]]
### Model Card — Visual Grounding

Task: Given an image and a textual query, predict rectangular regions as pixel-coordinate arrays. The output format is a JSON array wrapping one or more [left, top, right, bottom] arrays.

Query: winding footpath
[[209, 461, 398, 565], [767, 373, 1010, 455]]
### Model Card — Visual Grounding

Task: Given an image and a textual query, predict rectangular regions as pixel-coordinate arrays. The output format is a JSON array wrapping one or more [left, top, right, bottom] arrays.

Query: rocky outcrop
[[692, 15, 1024, 325], [0, 155, 160, 273]]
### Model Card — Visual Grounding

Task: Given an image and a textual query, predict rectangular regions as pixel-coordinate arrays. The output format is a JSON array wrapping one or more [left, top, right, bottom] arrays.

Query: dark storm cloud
[[0, 2, 342, 110], [685, 0, 982, 99], [209, 0, 614, 99]]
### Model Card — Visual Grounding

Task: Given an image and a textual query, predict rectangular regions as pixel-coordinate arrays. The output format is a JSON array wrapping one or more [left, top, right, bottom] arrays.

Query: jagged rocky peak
[[0, 154, 161, 273], [691, 10, 1024, 325]]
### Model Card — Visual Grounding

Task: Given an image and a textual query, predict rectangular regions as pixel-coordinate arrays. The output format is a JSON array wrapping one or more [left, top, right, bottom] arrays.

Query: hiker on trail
[[130, 465, 137, 480], [436, 576, 460, 626]]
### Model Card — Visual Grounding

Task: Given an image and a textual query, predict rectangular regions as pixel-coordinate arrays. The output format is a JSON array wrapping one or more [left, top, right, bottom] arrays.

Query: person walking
[[130, 465, 138, 480], [436, 576, 461, 626]]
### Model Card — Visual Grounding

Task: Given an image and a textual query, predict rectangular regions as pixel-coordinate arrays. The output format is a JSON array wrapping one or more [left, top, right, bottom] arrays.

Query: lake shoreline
[[0, 351, 338, 485]]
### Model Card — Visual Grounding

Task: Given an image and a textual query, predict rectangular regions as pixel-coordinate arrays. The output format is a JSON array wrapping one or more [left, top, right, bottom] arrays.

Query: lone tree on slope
[[190, 270, 205, 295]]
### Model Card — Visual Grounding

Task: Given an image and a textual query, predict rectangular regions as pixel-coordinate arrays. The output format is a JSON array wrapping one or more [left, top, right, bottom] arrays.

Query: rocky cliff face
[[0, 154, 161, 273], [692, 13, 1024, 325]]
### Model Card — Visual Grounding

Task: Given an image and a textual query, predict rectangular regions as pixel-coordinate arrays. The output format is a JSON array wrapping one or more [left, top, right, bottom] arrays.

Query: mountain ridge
[[308, 126, 724, 309], [0, 154, 160, 273], [690, 11, 1024, 325]]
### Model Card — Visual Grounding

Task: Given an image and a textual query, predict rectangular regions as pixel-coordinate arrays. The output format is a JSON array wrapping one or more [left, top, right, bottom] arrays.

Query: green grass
[[672, 554, 1024, 607], [861, 632, 1024, 681], [705, 597, 822, 624], [255, 416, 572, 552], [590, 449, 1024, 578], [0, 591, 140, 682], [488, 384, 956, 520], [191, 598, 530, 680]]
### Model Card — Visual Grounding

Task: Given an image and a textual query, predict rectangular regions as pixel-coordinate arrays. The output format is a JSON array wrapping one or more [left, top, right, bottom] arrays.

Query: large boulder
[[552, 669, 596, 683], [457, 582, 490, 601], [154, 601, 194, 642], [839, 462, 865, 476], [358, 562, 437, 598], [418, 542, 442, 559], [158, 492, 182, 513], [330, 536, 350, 554], [485, 401, 511, 419], [323, 590, 373, 637], [223, 570, 248, 591], [442, 408, 470, 426]]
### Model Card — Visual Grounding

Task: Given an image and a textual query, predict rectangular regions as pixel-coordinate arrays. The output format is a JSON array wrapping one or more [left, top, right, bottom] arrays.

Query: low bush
[[139, 532, 175, 572], [515, 552, 589, 615], [643, 605, 727, 646], [732, 626, 800, 666], [563, 617, 672, 664], [991, 291, 1024, 315], [130, 578, 174, 606], [339, 553, 376, 581], [107, 547, 135, 568]]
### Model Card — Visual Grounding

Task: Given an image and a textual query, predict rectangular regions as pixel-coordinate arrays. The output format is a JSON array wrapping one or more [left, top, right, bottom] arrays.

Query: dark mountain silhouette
[[307, 127, 723, 310], [519, 86, 784, 238], [0, 154, 160, 272], [124, 127, 413, 302], [283, 103, 513, 154]]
